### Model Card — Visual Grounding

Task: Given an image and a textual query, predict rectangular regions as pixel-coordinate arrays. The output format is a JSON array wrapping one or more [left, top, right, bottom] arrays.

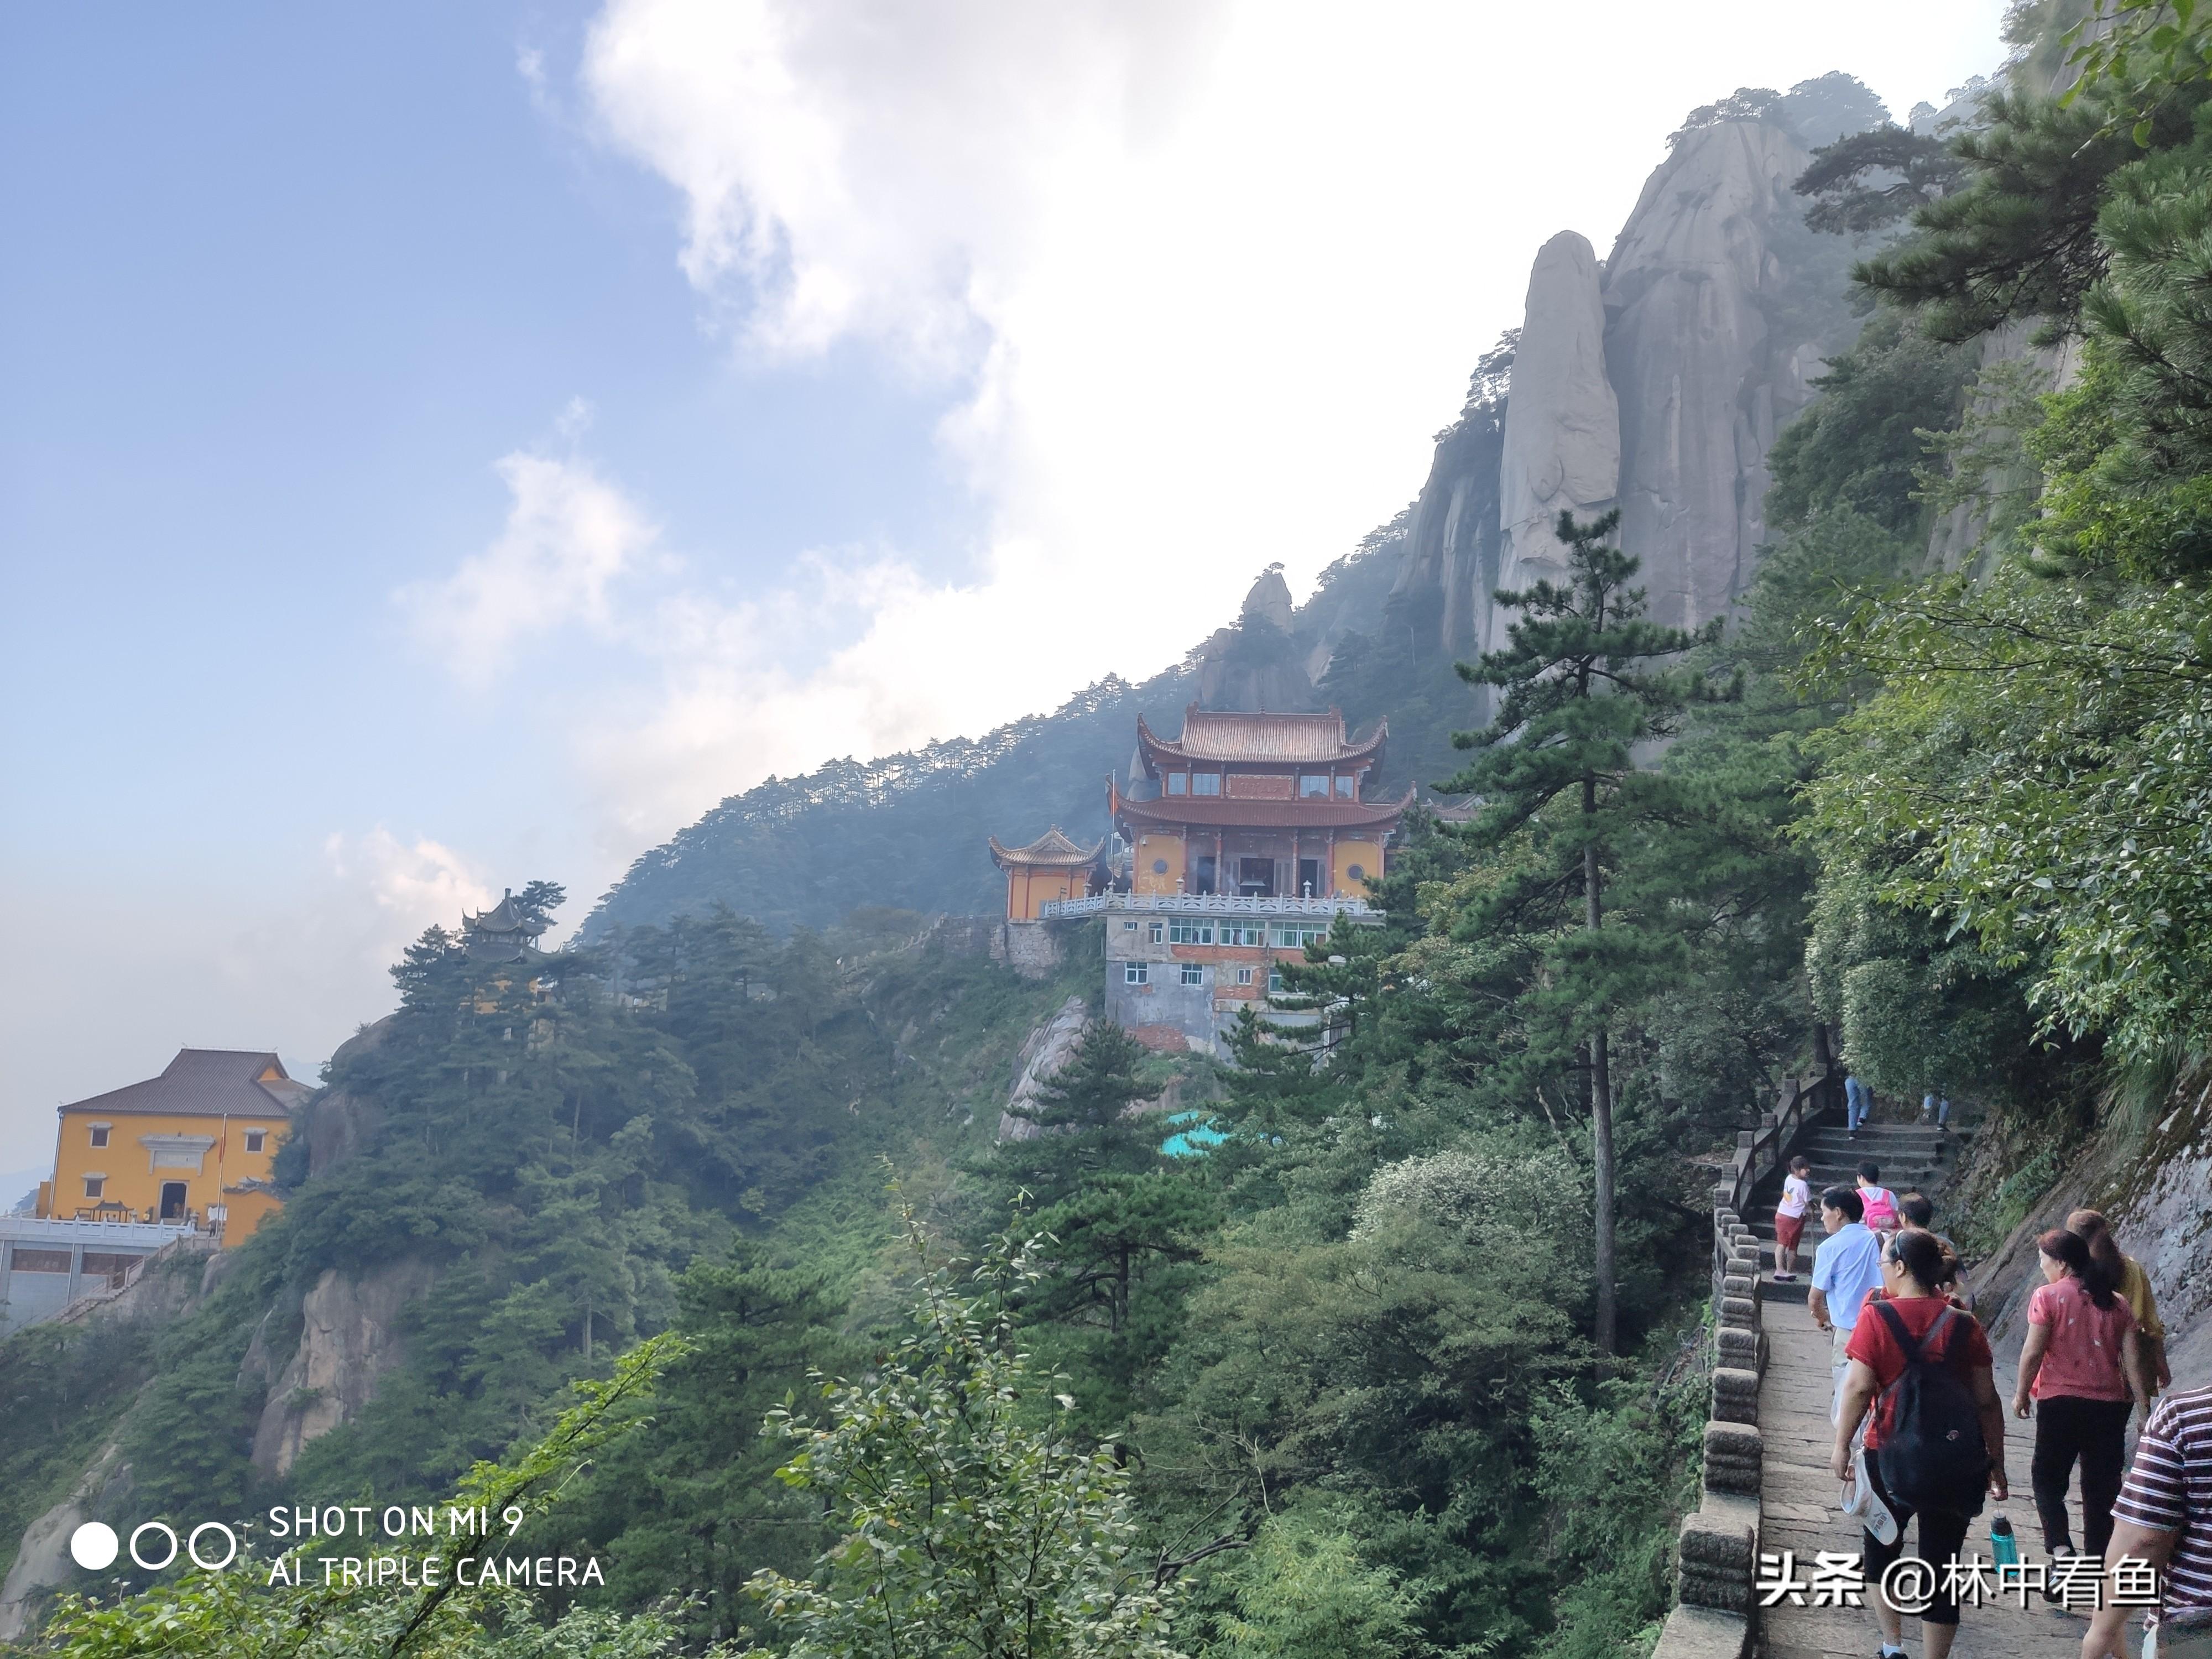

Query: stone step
[[1760, 1272, 1812, 1305]]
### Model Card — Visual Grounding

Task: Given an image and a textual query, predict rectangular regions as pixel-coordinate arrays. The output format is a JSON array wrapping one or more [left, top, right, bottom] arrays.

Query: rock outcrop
[[1397, 112, 1855, 667], [1493, 231, 1619, 645], [246, 1258, 434, 1478], [1193, 570, 1321, 712], [0, 1444, 127, 1641], [997, 996, 1089, 1142], [1387, 347, 1510, 660], [1602, 119, 1823, 635]]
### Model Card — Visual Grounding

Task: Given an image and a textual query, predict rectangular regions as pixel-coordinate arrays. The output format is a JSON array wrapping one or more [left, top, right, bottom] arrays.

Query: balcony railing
[[1040, 893, 1380, 921]]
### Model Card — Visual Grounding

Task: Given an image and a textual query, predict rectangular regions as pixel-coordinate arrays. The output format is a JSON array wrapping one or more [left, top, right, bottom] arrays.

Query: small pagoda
[[988, 827, 1108, 921], [462, 889, 550, 963]]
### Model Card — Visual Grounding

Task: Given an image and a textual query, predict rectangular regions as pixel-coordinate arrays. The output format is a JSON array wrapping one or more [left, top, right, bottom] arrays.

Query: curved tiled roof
[[988, 827, 1107, 869], [1136, 704, 1386, 770], [59, 1048, 308, 1119], [465, 890, 543, 936], [1112, 781, 1415, 832]]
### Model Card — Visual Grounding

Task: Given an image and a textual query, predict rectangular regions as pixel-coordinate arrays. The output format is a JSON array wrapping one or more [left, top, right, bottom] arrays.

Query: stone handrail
[[1650, 1071, 1838, 1659], [1037, 893, 1378, 920]]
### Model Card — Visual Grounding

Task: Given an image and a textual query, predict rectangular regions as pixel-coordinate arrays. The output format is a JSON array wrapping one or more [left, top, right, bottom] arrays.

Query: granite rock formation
[[1493, 230, 1619, 648], [1399, 110, 1853, 665], [1603, 119, 1825, 635]]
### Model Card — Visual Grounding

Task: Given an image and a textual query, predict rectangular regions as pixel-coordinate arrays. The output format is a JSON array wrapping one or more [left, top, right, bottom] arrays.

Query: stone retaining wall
[[1649, 1074, 1835, 1659]]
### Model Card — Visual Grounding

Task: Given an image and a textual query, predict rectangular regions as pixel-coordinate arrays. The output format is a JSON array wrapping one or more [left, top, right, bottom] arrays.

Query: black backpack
[[1871, 1300, 1990, 1516]]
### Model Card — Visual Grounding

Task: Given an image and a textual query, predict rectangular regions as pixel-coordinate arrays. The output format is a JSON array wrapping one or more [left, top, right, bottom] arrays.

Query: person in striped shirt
[[2082, 1384, 2212, 1659]]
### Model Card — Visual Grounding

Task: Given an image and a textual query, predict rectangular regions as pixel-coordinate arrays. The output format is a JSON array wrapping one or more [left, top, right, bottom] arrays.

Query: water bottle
[[1990, 1515, 2019, 1568]]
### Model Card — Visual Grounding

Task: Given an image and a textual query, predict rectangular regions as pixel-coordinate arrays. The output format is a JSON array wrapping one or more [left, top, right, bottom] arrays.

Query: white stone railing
[[1039, 893, 1380, 921]]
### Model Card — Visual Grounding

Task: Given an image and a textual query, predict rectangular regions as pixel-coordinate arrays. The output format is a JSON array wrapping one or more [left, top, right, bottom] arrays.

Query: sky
[[0, 0, 2011, 1172]]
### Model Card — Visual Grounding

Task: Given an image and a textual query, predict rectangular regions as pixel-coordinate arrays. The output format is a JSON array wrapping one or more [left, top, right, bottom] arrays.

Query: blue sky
[[0, 0, 2009, 1170]]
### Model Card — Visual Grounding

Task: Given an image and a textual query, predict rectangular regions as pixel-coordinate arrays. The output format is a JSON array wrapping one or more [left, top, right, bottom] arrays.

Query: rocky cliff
[[242, 1258, 435, 1479], [1400, 79, 1879, 669]]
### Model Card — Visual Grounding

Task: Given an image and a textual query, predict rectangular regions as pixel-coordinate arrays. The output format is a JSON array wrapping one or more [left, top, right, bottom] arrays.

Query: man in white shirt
[[1809, 1186, 1886, 1423]]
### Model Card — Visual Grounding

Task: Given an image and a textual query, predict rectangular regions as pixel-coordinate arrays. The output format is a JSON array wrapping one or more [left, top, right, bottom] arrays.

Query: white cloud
[[402, 450, 658, 680], [478, 1, 2015, 849], [325, 828, 499, 941]]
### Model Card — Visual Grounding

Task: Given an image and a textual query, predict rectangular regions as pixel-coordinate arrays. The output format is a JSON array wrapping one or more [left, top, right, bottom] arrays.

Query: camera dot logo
[[69, 1522, 119, 1571]]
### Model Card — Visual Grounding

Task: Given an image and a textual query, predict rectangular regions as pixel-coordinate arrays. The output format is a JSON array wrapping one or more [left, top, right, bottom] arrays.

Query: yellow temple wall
[[45, 1108, 288, 1239], [1005, 866, 1084, 921], [1133, 832, 1185, 895], [1332, 839, 1383, 895]]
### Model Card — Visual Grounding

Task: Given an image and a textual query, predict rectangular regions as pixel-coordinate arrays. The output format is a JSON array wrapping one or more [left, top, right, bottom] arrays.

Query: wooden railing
[[1653, 1070, 1840, 1659]]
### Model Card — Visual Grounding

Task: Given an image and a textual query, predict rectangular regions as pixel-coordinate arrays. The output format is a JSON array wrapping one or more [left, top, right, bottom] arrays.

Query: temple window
[[1336, 775, 1355, 797], [1165, 773, 1188, 795], [83, 1175, 105, 1199], [1299, 775, 1329, 797], [1191, 773, 1222, 796], [88, 1124, 109, 1148], [244, 1130, 266, 1153]]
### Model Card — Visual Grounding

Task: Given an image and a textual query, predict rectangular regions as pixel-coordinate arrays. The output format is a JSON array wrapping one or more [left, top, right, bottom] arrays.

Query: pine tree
[[1439, 509, 1725, 1354]]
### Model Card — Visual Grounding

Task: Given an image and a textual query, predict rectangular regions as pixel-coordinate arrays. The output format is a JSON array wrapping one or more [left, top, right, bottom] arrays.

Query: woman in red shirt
[[2013, 1227, 2153, 1569], [1833, 1229, 2008, 1659]]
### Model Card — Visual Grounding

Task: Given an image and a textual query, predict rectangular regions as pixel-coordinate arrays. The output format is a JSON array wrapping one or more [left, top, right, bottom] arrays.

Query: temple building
[[989, 705, 1409, 1056], [463, 889, 550, 962], [989, 827, 1108, 920], [7, 1048, 307, 1335]]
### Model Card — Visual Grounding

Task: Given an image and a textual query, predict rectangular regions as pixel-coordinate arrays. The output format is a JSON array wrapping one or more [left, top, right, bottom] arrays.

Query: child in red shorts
[[1775, 1155, 1813, 1281]]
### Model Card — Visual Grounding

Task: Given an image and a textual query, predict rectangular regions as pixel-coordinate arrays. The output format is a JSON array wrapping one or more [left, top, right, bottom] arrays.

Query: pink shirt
[[2030, 1276, 2137, 1402]]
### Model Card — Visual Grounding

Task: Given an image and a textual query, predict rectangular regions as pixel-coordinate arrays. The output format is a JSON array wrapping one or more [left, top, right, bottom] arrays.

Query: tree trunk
[[1584, 832, 1618, 1357]]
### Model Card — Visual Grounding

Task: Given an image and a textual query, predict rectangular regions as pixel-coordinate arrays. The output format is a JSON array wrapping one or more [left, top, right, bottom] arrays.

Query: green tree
[[1438, 509, 1726, 1354], [747, 1218, 1187, 1659], [542, 1246, 850, 1647], [1199, 1507, 1426, 1659]]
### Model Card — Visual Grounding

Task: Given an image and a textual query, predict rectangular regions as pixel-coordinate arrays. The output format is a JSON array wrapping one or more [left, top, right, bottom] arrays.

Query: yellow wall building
[[38, 1048, 307, 1241], [988, 827, 1108, 920]]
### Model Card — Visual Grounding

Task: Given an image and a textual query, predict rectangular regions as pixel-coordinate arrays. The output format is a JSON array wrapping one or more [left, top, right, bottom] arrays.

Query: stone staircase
[[1743, 1119, 1974, 1302]]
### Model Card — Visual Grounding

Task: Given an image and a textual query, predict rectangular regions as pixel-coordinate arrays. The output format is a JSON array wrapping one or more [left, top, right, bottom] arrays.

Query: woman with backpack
[[2014, 1227, 2154, 1572], [1833, 1228, 2008, 1659]]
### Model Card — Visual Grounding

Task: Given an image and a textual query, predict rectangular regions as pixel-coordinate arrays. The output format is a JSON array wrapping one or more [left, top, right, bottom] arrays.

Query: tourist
[[1857, 1160, 1901, 1234], [1773, 1154, 1813, 1282], [1898, 1191, 1971, 1311], [2015, 1228, 2156, 1574], [1810, 1186, 1885, 1423], [1833, 1228, 2007, 1659], [2080, 1383, 2212, 1659], [1846, 1071, 1872, 1136], [1921, 1089, 1950, 1129], [2070, 1207, 2172, 1396]]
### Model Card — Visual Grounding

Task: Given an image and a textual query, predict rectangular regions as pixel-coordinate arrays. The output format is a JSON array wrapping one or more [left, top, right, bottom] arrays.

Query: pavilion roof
[[59, 1048, 309, 1120], [1135, 705, 1386, 772], [465, 890, 542, 936], [1110, 781, 1415, 833], [988, 827, 1107, 870]]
